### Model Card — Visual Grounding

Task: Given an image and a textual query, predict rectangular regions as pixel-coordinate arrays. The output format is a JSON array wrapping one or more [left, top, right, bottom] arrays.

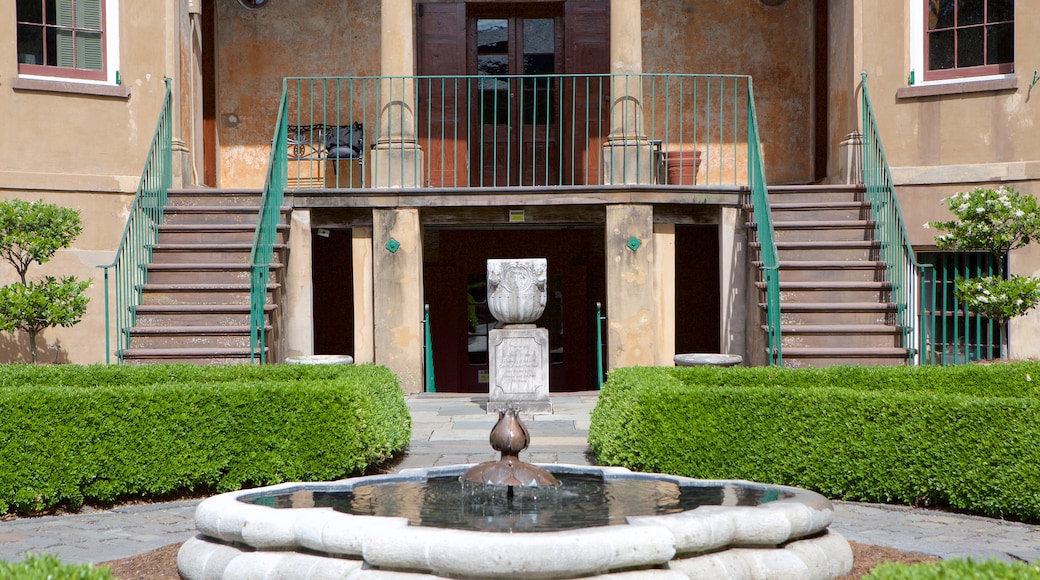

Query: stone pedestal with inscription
[[489, 325, 551, 414], [486, 258, 552, 414]]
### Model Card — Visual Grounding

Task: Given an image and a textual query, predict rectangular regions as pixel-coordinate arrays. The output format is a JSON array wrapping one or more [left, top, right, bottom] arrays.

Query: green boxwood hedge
[[0, 364, 411, 515], [588, 364, 1040, 521], [864, 558, 1040, 579]]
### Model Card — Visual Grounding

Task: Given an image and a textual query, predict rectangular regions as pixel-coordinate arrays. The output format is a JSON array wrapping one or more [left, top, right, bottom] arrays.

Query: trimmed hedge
[[588, 364, 1040, 522], [0, 554, 114, 579], [0, 364, 411, 515], [864, 558, 1040, 579]]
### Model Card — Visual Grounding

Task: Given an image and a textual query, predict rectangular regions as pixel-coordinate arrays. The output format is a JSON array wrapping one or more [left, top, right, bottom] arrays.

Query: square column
[[352, 226, 375, 364], [605, 205, 656, 368], [373, 0, 423, 188], [373, 209, 424, 393]]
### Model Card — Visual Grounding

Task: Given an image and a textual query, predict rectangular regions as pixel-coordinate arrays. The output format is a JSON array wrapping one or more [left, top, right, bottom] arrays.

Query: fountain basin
[[178, 464, 852, 579]]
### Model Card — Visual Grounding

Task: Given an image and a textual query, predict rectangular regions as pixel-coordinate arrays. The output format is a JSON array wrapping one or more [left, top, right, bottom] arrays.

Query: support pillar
[[605, 205, 655, 369], [653, 223, 675, 366], [285, 210, 314, 358], [372, 0, 423, 188], [603, 0, 654, 184], [373, 209, 424, 393], [352, 226, 375, 364], [719, 207, 747, 358]]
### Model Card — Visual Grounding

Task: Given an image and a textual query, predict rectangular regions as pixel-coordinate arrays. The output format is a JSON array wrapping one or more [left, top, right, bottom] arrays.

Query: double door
[[418, 2, 609, 188]]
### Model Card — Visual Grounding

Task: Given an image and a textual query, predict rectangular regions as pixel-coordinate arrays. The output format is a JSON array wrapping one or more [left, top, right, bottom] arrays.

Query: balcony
[[280, 74, 754, 204]]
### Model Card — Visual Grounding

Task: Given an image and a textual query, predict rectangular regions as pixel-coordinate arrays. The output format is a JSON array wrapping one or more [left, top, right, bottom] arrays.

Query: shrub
[[588, 364, 1040, 521], [0, 364, 411, 515], [864, 558, 1040, 579], [0, 554, 113, 580], [0, 199, 90, 363]]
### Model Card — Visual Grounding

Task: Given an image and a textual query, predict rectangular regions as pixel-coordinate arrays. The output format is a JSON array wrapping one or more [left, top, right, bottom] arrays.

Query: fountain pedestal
[[486, 259, 552, 414]]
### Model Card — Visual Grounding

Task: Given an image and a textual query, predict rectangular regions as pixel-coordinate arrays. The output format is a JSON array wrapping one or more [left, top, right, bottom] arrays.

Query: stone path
[[0, 392, 1036, 565]]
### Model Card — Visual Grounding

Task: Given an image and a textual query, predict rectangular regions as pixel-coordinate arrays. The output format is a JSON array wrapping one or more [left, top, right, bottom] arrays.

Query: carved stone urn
[[486, 258, 547, 324]]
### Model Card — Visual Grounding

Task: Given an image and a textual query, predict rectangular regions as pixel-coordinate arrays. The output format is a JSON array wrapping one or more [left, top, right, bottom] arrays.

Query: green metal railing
[[249, 83, 289, 363], [860, 73, 932, 364], [919, 251, 1002, 364], [100, 78, 173, 363], [283, 74, 752, 190], [746, 79, 782, 365]]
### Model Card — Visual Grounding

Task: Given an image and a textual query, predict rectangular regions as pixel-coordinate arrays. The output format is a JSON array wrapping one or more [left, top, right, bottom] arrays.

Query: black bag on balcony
[[325, 122, 364, 159]]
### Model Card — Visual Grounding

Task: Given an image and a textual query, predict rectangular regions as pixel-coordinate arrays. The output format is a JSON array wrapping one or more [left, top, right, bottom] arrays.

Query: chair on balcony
[[324, 122, 364, 188]]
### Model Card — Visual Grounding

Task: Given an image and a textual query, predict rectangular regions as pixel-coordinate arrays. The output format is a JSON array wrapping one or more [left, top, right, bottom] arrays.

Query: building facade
[[2, 0, 1037, 387]]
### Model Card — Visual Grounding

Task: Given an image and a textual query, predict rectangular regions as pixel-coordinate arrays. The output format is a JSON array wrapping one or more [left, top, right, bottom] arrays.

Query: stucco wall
[[857, 1, 1040, 359], [0, 1, 176, 364], [642, 0, 814, 185], [216, 0, 381, 188]]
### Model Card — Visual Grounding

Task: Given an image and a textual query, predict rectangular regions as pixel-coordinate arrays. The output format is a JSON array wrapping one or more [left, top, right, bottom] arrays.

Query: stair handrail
[[747, 79, 783, 365], [249, 82, 289, 363], [860, 73, 933, 364], [100, 78, 173, 364]]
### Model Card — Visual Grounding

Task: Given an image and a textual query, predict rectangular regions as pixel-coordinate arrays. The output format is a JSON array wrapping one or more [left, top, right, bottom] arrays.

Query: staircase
[[750, 184, 908, 367], [120, 189, 289, 365]]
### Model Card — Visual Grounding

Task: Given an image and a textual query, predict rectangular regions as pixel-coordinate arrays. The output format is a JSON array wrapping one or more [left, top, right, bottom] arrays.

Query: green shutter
[[77, 0, 103, 31], [77, 31, 103, 70], [55, 0, 75, 67], [55, 0, 104, 70]]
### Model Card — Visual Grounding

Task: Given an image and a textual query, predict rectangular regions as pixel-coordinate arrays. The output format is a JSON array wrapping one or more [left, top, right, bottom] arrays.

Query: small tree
[[927, 186, 1040, 358], [0, 199, 90, 363]]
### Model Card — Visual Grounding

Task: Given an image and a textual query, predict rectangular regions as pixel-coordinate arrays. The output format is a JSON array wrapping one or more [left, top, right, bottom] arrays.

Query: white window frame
[[908, 0, 1014, 87], [16, 0, 120, 87]]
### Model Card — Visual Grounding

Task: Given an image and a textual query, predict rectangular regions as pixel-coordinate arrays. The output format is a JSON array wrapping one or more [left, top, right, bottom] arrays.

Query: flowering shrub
[[954, 275, 1040, 324], [928, 186, 1040, 261], [928, 186, 1040, 327]]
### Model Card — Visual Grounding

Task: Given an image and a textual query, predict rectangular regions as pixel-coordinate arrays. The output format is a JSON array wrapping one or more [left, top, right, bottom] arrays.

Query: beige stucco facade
[[3, 0, 1038, 371]]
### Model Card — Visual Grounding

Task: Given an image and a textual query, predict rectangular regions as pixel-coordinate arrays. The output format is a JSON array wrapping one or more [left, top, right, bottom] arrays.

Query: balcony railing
[[282, 74, 753, 190]]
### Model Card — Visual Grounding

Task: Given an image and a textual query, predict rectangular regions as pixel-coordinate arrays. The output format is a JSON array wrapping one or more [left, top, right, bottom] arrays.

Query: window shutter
[[77, 0, 103, 30], [55, 0, 75, 67], [77, 31, 104, 70], [76, 0, 104, 70]]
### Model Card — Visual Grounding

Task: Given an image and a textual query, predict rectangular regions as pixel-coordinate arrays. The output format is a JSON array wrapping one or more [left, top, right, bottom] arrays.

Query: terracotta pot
[[664, 150, 702, 185]]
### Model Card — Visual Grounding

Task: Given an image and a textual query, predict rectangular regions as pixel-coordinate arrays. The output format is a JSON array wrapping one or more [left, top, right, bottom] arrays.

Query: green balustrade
[[100, 78, 172, 364], [249, 84, 289, 364], [860, 73, 933, 364]]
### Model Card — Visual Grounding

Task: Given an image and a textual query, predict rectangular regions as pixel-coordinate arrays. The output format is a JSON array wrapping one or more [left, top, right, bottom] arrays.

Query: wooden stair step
[[771, 220, 874, 229], [768, 184, 866, 194], [764, 324, 902, 334], [121, 347, 262, 359], [780, 347, 907, 358], [753, 260, 885, 269], [756, 281, 892, 290], [135, 304, 274, 313], [760, 240, 879, 249], [128, 325, 257, 335], [140, 283, 279, 292], [765, 302, 897, 312], [147, 263, 284, 271], [769, 201, 871, 210]]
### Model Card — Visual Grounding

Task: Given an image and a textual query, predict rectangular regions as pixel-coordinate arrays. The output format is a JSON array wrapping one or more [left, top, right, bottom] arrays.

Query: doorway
[[424, 228, 605, 393], [471, 7, 562, 186], [417, 2, 609, 187]]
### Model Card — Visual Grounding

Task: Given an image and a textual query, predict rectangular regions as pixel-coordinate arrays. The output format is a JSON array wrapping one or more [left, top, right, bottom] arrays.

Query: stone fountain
[[177, 409, 854, 579]]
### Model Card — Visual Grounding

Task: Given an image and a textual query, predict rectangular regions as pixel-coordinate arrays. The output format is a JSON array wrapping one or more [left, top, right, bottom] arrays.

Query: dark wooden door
[[470, 10, 562, 186], [417, 2, 609, 187]]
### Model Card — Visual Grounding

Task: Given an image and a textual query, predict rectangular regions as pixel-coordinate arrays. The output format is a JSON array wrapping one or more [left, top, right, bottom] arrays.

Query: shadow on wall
[[0, 332, 71, 364]]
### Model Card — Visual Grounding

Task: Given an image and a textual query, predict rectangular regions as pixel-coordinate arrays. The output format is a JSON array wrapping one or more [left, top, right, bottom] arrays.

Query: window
[[920, 0, 1013, 82], [17, 0, 108, 81]]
